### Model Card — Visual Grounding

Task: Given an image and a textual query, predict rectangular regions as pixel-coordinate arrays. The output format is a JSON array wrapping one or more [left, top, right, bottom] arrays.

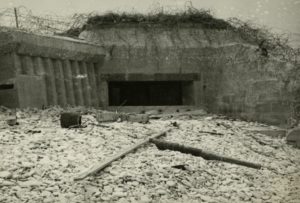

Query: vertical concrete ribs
[[0, 29, 105, 108]]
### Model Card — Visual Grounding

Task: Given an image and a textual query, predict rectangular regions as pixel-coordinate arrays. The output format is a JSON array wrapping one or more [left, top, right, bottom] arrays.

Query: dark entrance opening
[[0, 84, 14, 90], [109, 81, 192, 106]]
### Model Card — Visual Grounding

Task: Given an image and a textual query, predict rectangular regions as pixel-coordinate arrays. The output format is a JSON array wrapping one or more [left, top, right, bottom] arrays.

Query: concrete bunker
[[78, 12, 299, 126]]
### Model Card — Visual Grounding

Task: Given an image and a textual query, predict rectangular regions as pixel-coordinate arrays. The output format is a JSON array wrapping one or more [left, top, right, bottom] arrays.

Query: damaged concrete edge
[[0, 27, 106, 62]]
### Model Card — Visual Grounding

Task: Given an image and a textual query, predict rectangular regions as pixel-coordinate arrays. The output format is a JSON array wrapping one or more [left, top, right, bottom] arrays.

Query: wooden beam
[[150, 139, 262, 169], [74, 129, 171, 181]]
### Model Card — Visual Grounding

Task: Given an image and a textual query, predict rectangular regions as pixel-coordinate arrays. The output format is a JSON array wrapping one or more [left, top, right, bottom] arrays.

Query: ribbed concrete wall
[[14, 54, 103, 108], [0, 28, 105, 108]]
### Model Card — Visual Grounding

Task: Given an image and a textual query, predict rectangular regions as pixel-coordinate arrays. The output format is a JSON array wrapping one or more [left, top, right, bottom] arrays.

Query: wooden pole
[[74, 129, 171, 181], [14, 8, 19, 28], [150, 139, 262, 169]]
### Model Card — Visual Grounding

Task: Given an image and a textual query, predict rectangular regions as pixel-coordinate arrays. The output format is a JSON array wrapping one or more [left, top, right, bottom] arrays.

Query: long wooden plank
[[74, 129, 170, 181]]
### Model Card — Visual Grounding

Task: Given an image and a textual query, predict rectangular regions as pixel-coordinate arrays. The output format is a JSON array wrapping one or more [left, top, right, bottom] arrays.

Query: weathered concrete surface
[[0, 28, 106, 108], [80, 25, 299, 126]]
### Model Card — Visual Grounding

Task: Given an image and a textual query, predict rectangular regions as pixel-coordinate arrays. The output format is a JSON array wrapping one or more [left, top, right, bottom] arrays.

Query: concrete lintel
[[101, 73, 201, 81], [0, 29, 106, 62]]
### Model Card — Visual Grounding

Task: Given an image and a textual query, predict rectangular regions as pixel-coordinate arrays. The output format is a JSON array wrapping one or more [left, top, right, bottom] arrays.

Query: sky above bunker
[[1, 0, 300, 35]]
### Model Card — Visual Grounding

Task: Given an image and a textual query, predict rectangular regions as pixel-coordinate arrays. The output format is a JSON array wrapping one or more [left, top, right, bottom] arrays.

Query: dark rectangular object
[[109, 81, 186, 106]]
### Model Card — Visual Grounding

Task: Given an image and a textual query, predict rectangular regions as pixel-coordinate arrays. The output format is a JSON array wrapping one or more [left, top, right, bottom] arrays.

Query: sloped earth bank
[[0, 108, 299, 203]]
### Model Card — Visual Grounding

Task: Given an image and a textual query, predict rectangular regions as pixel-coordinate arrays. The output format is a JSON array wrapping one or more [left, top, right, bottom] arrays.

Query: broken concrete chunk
[[286, 127, 300, 148], [96, 112, 121, 122]]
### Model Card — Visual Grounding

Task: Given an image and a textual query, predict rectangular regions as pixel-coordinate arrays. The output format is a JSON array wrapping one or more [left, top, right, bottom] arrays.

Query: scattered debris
[[74, 129, 170, 180], [0, 107, 299, 202]]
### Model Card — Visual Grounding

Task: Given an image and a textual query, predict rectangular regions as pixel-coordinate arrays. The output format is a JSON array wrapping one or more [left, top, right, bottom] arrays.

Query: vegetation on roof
[[83, 8, 296, 60], [85, 9, 233, 30], [56, 5, 298, 63]]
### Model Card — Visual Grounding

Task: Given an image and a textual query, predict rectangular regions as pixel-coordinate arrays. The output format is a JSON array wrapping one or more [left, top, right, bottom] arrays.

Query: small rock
[[131, 181, 139, 186], [22, 162, 34, 168], [43, 197, 54, 203], [146, 171, 153, 176], [113, 191, 127, 198], [85, 185, 99, 196], [0, 180, 15, 186], [0, 171, 12, 179], [140, 195, 152, 203], [201, 195, 213, 202], [103, 185, 113, 194], [19, 180, 42, 187], [262, 195, 270, 200], [101, 195, 111, 201], [156, 189, 167, 195], [41, 191, 52, 197], [166, 181, 176, 187]]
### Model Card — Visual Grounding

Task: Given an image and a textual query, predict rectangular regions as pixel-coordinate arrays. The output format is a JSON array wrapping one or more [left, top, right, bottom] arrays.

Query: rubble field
[[0, 107, 299, 203]]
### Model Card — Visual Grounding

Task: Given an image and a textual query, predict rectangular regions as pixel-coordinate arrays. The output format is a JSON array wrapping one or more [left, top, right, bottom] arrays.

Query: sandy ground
[[0, 107, 299, 203]]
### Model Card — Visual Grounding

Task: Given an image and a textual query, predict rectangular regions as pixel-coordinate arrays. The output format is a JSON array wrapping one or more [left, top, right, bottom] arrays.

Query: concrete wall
[[0, 28, 106, 108], [80, 25, 298, 126]]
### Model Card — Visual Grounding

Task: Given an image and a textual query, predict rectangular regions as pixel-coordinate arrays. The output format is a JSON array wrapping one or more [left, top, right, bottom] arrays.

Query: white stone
[[140, 195, 152, 203], [166, 180, 176, 187], [0, 171, 12, 179], [19, 180, 42, 187], [22, 161, 34, 168], [157, 189, 167, 195], [0, 180, 15, 186], [113, 191, 127, 198]]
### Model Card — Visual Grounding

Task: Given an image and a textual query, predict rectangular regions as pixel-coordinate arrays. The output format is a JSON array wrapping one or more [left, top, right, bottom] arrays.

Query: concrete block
[[96, 112, 120, 122]]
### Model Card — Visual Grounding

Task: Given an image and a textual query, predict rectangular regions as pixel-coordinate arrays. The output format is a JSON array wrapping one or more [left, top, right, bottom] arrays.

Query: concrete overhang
[[0, 27, 106, 62]]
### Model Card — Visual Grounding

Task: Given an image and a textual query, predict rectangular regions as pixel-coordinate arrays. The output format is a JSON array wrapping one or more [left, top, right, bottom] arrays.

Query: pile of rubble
[[0, 107, 299, 202]]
